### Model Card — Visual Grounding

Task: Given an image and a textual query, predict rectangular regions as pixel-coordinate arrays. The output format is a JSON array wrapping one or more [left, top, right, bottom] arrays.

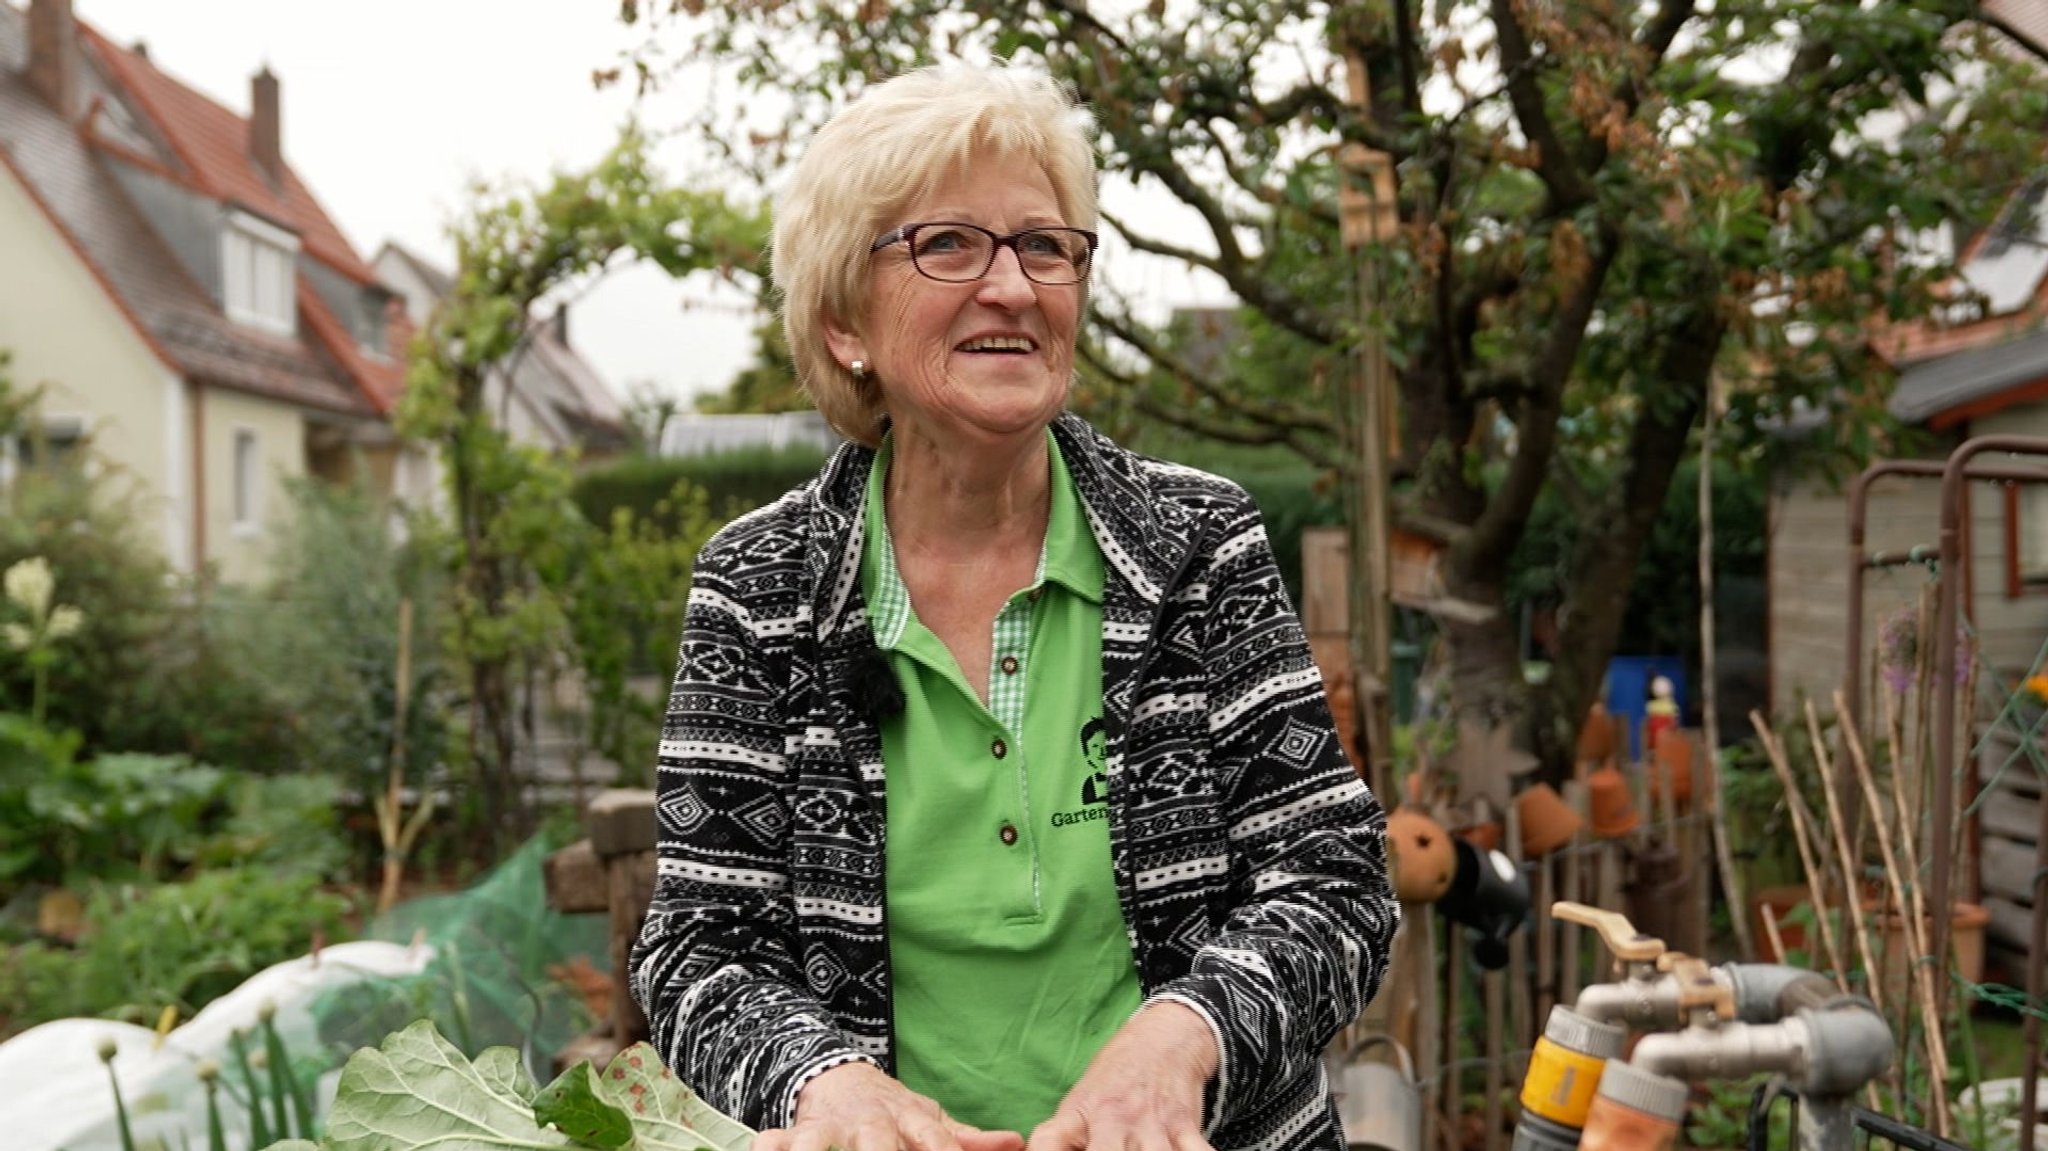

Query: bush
[[573, 444, 829, 531], [0, 866, 355, 1033], [215, 480, 451, 804], [0, 438, 297, 771]]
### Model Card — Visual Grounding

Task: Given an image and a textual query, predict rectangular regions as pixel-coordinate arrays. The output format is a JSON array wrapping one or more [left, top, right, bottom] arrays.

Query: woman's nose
[[976, 245, 1038, 306]]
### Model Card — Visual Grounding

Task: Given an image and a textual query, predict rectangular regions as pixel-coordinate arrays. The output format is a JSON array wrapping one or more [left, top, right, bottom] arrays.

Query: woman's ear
[[823, 316, 865, 375]]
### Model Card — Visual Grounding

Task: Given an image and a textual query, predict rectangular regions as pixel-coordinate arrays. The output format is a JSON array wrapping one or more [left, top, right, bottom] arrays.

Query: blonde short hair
[[772, 62, 1098, 445]]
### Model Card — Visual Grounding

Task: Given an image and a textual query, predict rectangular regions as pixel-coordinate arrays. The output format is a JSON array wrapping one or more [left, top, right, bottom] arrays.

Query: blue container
[[1604, 656, 1687, 762]]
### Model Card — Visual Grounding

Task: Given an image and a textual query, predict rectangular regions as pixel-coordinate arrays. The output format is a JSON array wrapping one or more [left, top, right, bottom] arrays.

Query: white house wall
[[199, 386, 304, 586], [0, 158, 186, 568]]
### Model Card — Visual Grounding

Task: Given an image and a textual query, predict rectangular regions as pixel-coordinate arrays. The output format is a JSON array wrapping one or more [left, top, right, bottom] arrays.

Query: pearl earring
[[850, 360, 868, 380]]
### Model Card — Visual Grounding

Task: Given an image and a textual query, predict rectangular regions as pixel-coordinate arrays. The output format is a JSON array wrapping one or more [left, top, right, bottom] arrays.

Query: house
[[0, 0, 406, 584], [374, 241, 629, 476]]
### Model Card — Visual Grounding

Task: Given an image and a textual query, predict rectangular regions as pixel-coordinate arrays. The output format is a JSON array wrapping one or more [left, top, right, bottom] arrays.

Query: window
[[0, 416, 86, 487], [2005, 481, 2048, 594], [233, 428, 260, 532], [221, 211, 299, 334]]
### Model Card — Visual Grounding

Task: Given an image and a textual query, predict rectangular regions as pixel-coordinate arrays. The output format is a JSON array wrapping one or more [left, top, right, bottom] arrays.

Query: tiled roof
[[377, 241, 623, 441], [1985, 0, 2048, 59], [1891, 324, 2048, 426], [0, 5, 376, 417], [77, 24, 377, 285]]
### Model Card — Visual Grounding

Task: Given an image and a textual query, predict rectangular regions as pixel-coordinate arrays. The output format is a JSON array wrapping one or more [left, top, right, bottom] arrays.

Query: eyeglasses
[[870, 221, 1097, 286]]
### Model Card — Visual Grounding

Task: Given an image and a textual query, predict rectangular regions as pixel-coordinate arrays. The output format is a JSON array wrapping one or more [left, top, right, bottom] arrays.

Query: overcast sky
[[69, 1, 1231, 405], [74, 0, 761, 404]]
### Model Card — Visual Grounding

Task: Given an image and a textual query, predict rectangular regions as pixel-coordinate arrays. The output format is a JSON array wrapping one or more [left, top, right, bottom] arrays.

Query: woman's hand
[[1026, 1002, 1218, 1151], [755, 1062, 1025, 1151]]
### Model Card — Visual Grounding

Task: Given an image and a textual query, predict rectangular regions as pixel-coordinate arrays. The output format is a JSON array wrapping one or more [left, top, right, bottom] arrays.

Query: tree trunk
[[1535, 308, 1726, 782]]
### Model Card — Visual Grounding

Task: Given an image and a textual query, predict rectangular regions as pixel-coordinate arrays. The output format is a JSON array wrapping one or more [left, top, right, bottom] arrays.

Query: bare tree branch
[[1092, 307, 1342, 438]]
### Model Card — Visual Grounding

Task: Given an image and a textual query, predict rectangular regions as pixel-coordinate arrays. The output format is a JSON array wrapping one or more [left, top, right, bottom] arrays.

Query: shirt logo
[[1052, 716, 1110, 829]]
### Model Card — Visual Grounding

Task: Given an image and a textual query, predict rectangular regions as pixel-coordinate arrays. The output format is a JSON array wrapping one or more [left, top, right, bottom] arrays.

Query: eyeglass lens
[[909, 224, 1092, 284]]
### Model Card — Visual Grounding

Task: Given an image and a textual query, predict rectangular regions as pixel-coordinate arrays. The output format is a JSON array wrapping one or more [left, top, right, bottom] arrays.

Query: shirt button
[[991, 738, 1008, 759], [999, 823, 1019, 845], [1000, 655, 1020, 675], [1027, 588, 1043, 602]]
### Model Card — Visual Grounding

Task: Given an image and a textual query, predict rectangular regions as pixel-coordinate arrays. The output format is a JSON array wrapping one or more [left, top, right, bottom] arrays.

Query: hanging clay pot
[[1514, 782, 1581, 857], [1586, 764, 1640, 839], [1387, 808, 1458, 903], [1649, 734, 1695, 806], [1576, 703, 1619, 771]]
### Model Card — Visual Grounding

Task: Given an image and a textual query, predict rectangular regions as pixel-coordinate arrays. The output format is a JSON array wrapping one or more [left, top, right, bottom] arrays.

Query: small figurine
[[1644, 674, 1679, 753]]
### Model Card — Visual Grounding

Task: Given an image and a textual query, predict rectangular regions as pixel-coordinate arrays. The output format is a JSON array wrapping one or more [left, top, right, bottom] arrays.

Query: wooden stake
[[1803, 699, 1887, 1015], [1838, 690, 1952, 1133], [1750, 710, 1849, 988]]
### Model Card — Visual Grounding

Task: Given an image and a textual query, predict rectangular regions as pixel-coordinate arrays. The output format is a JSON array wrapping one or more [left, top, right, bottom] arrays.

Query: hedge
[[572, 445, 832, 533]]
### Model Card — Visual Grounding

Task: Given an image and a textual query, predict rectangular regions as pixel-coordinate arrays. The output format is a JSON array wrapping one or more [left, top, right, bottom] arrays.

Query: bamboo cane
[[1750, 710, 1850, 988], [1803, 699, 1888, 1014], [1837, 689, 1952, 1132]]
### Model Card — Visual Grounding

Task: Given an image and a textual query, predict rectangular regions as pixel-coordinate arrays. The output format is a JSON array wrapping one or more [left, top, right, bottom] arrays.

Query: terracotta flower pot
[[1586, 765, 1640, 839], [1649, 734, 1694, 806], [1387, 808, 1458, 903], [1515, 782, 1581, 857]]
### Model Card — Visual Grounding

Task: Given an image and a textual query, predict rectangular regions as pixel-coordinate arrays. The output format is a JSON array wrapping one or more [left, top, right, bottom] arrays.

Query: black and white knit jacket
[[630, 412, 1397, 1149]]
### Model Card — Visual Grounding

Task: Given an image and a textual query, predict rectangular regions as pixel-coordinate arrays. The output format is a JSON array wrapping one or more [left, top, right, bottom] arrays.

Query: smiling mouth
[[957, 336, 1038, 354]]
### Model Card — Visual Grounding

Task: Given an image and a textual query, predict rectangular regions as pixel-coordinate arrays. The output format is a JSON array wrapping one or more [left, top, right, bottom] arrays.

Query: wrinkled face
[[826, 152, 1082, 449]]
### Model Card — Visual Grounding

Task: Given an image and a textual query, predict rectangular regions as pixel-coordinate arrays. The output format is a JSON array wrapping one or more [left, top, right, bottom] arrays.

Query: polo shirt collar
[[863, 429, 1104, 652]]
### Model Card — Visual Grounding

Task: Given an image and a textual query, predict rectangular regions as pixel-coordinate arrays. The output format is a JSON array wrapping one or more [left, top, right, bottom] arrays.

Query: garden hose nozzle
[[1576, 1060, 1690, 1151], [1512, 1006, 1627, 1151]]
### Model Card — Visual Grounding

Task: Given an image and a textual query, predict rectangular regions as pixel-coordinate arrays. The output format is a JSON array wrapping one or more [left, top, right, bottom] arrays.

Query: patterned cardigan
[[630, 412, 1397, 1148]]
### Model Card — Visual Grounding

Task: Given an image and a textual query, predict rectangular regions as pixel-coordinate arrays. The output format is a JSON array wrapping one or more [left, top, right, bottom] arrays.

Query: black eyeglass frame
[[869, 221, 1099, 285]]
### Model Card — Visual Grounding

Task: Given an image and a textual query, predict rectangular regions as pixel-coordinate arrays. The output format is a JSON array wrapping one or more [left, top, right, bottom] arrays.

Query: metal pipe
[[1721, 965, 1839, 1023], [1573, 976, 1685, 1029], [1798, 1094, 1858, 1151], [1631, 1020, 1805, 1082], [1934, 436, 2048, 1026], [1630, 1008, 1891, 1098]]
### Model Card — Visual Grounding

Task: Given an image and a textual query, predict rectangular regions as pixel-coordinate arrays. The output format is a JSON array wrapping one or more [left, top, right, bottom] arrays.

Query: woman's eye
[[915, 229, 971, 254], [1018, 233, 1064, 257]]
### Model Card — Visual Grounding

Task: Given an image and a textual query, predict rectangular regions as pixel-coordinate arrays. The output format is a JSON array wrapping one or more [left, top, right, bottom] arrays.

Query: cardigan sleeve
[[1141, 488, 1399, 1132], [628, 542, 878, 1130]]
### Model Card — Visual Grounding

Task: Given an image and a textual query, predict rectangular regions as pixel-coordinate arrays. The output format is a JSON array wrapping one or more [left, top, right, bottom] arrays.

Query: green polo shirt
[[861, 432, 1143, 1135]]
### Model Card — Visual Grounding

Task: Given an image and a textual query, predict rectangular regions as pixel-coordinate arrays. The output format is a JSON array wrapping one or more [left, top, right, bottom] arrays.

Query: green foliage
[[216, 479, 451, 804], [259, 1020, 752, 1151], [0, 383, 298, 772], [574, 443, 829, 530], [618, 0, 2048, 779], [694, 316, 805, 415], [400, 125, 752, 845], [0, 868, 355, 1032]]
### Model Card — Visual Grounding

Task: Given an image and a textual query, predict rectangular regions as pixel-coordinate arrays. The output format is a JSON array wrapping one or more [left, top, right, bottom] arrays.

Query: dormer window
[[221, 209, 299, 335]]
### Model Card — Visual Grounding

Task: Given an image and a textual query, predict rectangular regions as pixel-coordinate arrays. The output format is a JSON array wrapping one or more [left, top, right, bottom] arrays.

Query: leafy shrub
[[214, 480, 451, 805], [0, 427, 296, 771], [0, 867, 355, 1032], [572, 444, 829, 531], [0, 728, 352, 898]]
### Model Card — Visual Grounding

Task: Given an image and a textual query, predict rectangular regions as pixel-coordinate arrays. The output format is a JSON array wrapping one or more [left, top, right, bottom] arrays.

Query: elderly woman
[[631, 61, 1397, 1151]]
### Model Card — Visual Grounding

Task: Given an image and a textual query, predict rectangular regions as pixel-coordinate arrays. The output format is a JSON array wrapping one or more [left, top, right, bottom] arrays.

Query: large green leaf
[[257, 1022, 753, 1151], [321, 1019, 571, 1151]]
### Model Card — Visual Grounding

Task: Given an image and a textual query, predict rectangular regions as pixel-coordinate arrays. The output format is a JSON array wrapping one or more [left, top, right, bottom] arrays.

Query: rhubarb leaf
[[321, 1018, 570, 1151]]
